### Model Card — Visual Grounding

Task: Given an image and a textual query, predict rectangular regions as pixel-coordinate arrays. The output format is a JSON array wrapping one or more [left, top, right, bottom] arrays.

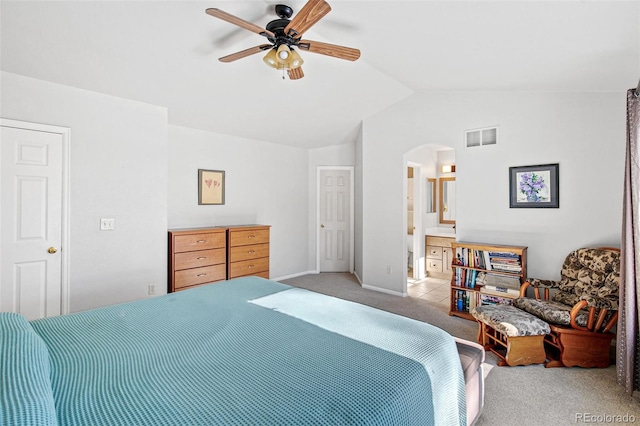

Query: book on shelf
[[480, 293, 514, 306], [455, 247, 490, 270], [488, 251, 521, 259], [480, 285, 520, 297], [455, 247, 522, 273], [454, 267, 478, 288], [484, 273, 521, 289], [487, 251, 522, 273], [490, 264, 522, 273], [454, 289, 477, 313]]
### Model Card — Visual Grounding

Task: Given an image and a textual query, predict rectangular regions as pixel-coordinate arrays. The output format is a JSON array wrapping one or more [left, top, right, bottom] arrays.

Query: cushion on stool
[[513, 297, 589, 327], [471, 304, 550, 337]]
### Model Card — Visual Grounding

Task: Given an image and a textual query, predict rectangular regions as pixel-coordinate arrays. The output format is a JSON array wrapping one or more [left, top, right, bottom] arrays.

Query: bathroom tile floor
[[407, 276, 450, 308]]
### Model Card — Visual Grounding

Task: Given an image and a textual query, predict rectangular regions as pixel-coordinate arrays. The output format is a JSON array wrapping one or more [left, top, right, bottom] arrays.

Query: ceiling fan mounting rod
[[274, 4, 293, 19]]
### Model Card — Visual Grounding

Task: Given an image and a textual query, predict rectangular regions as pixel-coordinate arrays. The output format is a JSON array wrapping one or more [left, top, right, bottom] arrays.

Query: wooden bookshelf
[[449, 241, 527, 320]]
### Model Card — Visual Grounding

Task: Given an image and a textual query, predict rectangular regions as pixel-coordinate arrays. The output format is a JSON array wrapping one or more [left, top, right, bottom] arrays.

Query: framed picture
[[198, 169, 225, 205], [509, 163, 559, 208]]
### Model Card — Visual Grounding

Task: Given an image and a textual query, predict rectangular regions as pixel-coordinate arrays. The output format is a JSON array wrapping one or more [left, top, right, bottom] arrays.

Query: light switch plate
[[100, 218, 115, 230]]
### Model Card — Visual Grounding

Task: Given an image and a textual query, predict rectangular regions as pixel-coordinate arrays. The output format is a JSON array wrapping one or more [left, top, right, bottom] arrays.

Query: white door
[[318, 168, 352, 272], [1, 123, 64, 320]]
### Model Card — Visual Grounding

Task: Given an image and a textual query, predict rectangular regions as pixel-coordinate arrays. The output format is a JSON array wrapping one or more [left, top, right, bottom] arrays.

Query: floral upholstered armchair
[[514, 247, 619, 368]]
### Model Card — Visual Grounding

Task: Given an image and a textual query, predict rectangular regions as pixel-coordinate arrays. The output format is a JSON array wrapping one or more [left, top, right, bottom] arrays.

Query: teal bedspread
[[3, 277, 466, 425]]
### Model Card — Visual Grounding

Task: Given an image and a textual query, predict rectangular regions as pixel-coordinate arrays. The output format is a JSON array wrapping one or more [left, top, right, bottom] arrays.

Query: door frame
[[407, 162, 425, 281], [316, 166, 354, 273], [1, 118, 71, 315]]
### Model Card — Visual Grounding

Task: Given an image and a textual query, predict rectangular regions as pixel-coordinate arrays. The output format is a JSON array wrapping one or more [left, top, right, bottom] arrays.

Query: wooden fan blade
[[206, 8, 275, 39], [284, 0, 331, 37], [288, 67, 305, 80], [297, 40, 360, 61], [219, 45, 272, 63]]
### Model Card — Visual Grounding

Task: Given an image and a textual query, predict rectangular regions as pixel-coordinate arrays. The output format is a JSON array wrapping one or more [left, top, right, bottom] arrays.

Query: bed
[[1, 276, 484, 425]]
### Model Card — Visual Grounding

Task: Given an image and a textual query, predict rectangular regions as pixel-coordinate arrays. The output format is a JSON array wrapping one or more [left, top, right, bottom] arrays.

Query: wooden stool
[[471, 304, 550, 367]]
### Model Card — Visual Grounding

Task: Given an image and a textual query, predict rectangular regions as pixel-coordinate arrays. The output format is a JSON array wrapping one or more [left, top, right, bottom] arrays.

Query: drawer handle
[[197, 273, 207, 277], [248, 235, 256, 239], [248, 265, 254, 269], [196, 257, 207, 260], [196, 240, 207, 243], [247, 250, 255, 254]]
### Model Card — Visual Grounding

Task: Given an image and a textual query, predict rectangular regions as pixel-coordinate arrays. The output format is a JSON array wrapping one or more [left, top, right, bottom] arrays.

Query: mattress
[[1, 276, 482, 425]]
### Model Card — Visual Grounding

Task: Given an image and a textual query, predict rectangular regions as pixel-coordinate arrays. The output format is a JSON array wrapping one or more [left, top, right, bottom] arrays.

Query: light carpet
[[280, 272, 640, 426]]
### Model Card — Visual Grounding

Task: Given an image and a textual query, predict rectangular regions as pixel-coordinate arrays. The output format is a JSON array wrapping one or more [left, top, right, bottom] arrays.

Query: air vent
[[465, 126, 498, 148]]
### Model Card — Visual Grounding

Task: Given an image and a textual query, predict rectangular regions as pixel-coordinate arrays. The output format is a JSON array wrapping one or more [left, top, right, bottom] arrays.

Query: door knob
[[320, 224, 325, 228], [48, 247, 58, 254]]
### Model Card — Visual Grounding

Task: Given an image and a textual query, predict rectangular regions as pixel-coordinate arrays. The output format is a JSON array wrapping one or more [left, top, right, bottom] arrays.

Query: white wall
[[360, 91, 625, 294], [306, 143, 355, 271], [4, 71, 625, 306], [167, 125, 309, 280], [1, 72, 168, 312]]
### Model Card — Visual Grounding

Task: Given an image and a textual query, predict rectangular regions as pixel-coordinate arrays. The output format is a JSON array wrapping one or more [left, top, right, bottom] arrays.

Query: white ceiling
[[2, 1, 639, 149]]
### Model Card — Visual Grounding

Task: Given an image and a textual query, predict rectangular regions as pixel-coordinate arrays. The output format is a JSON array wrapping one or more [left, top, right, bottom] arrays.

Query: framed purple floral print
[[198, 169, 225, 205], [509, 163, 559, 208]]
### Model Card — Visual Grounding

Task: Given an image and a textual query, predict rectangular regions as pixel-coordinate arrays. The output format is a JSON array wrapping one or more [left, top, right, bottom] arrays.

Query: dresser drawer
[[427, 259, 443, 272], [426, 245, 443, 259], [174, 264, 226, 289], [175, 281, 224, 292], [229, 257, 269, 279], [229, 229, 270, 247], [173, 232, 226, 253], [174, 248, 225, 271], [229, 243, 269, 263], [426, 236, 453, 248]]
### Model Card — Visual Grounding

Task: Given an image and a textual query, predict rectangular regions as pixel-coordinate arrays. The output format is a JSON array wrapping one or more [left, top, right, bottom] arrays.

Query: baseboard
[[362, 283, 408, 297], [272, 270, 318, 281], [352, 271, 407, 297], [274, 271, 408, 298]]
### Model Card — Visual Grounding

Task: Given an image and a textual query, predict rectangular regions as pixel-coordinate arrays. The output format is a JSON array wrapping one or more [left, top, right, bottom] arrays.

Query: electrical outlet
[[386, 266, 392, 274], [148, 284, 156, 295]]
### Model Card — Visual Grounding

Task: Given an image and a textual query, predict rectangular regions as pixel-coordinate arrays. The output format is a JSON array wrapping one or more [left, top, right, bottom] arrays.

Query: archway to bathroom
[[403, 144, 456, 308]]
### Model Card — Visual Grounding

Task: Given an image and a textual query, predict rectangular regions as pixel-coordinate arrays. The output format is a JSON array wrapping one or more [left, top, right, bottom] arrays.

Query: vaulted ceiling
[[2, 1, 638, 149]]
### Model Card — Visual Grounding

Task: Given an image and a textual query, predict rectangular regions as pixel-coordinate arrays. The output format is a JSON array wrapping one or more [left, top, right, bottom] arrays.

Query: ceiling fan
[[205, 0, 361, 80]]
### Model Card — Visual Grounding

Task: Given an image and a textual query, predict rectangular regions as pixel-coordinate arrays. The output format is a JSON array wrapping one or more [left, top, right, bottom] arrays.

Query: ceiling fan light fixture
[[288, 48, 304, 69], [276, 44, 291, 63], [263, 48, 279, 68]]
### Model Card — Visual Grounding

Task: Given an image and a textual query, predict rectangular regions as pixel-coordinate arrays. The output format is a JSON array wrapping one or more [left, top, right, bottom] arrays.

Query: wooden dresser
[[168, 227, 227, 292], [168, 225, 270, 292], [227, 225, 270, 279]]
